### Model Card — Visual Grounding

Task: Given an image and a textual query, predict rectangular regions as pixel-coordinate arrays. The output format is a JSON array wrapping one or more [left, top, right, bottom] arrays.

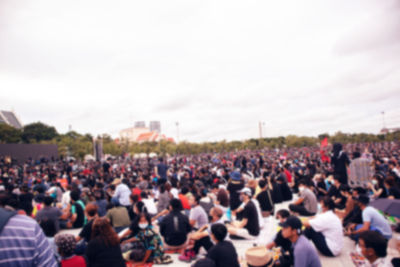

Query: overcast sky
[[1, 0, 400, 142]]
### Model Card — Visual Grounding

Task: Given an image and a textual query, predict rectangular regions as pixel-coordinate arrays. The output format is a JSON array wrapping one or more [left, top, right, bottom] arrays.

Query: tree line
[[0, 122, 399, 159]]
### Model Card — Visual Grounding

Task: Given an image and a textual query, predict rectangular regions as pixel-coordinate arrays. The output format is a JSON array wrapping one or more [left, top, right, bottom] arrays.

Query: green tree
[[22, 122, 58, 143], [0, 124, 22, 143]]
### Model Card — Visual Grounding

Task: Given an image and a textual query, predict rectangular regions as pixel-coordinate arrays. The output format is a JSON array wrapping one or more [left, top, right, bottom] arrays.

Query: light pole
[[176, 122, 180, 143], [381, 111, 386, 129]]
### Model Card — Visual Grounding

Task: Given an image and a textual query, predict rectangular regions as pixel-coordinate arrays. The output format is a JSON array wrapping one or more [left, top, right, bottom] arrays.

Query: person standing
[[331, 143, 350, 184]]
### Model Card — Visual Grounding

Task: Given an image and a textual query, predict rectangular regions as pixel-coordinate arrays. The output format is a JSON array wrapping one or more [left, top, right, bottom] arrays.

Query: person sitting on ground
[[256, 178, 274, 217], [346, 194, 392, 241], [179, 206, 225, 262], [55, 233, 86, 267], [199, 188, 214, 215], [121, 202, 172, 265], [206, 223, 240, 267], [105, 201, 131, 233], [93, 189, 107, 217], [159, 198, 192, 250], [384, 175, 400, 199], [328, 176, 347, 210], [85, 217, 125, 267], [358, 231, 390, 266], [156, 184, 170, 214], [277, 173, 293, 201], [75, 203, 98, 254], [140, 191, 157, 217], [36, 196, 62, 233], [189, 194, 209, 230], [266, 209, 292, 252], [335, 185, 354, 220], [303, 196, 343, 257], [60, 190, 86, 229], [281, 216, 321, 267], [342, 187, 364, 228], [227, 187, 260, 240], [111, 178, 132, 208], [289, 179, 317, 217], [39, 218, 59, 257]]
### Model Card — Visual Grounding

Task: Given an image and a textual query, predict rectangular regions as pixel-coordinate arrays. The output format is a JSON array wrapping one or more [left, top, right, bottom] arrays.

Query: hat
[[54, 233, 77, 256], [238, 187, 252, 196], [112, 178, 121, 185], [230, 171, 241, 181], [353, 194, 370, 205], [279, 216, 302, 230], [245, 246, 274, 267]]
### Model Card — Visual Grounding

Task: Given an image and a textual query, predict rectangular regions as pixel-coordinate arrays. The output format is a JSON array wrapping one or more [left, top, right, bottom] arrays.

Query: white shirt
[[61, 191, 71, 208], [113, 183, 131, 206], [309, 210, 343, 256], [170, 188, 179, 199], [142, 198, 157, 215]]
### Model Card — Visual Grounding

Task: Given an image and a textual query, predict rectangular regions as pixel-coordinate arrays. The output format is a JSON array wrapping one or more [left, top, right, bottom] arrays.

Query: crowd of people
[[0, 141, 399, 267]]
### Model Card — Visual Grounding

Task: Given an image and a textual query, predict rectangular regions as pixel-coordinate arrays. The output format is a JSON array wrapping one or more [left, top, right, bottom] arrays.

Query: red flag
[[320, 137, 330, 163], [320, 137, 328, 148]]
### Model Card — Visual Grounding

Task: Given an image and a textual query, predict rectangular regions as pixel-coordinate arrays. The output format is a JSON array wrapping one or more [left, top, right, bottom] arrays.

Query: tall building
[[0, 110, 23, 129], [149, 121, 161, 133], [134, 121, 146, 128]]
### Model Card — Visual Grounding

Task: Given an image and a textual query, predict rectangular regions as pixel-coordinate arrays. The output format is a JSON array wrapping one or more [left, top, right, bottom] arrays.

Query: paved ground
[[61, 200, 400, 266]]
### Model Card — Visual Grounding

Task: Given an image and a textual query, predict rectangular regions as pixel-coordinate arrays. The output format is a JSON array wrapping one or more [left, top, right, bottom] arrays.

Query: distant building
[[0, 110, 23, 129], [149, 121, 161, 133], [380, 127, 400, 134], [134, 121, 146, 128], [119, 120, 173, 143], [120, 126, 149, 142]]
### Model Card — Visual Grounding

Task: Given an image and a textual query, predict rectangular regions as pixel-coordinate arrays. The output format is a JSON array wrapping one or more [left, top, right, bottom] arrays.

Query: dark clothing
[[35, 206, 62, 233], [242, 201, 260, 236], [256, 190, 274, 213], [328, 186, 346, 210], [159, 211, 191, 246], [207, 241, 240, 267], [79, 219, 94, 242], [388, 187, 400, 199], [157, 163, 168, 179], [95, 199, 107, 217], [289, 203, 315, 217], [271, 183, 283, 204], [85, 238, 125, 267], [72, 201, 85, 228], [331, 152, 350, 184], [227, 180, 244, 210], [193, 236, 214, 254], [279, 183, 293, 201], [316, 181, 328, 198], [102, 162, 110, 173], [274, 230, 292, 252], [304, 227, 334, 257], [19, 193, 34, 215], [343, 205, 363, 228]]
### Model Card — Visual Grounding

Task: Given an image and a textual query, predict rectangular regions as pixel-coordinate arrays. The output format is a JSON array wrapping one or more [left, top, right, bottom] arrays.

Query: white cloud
[[1, 0, 400, 142]]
